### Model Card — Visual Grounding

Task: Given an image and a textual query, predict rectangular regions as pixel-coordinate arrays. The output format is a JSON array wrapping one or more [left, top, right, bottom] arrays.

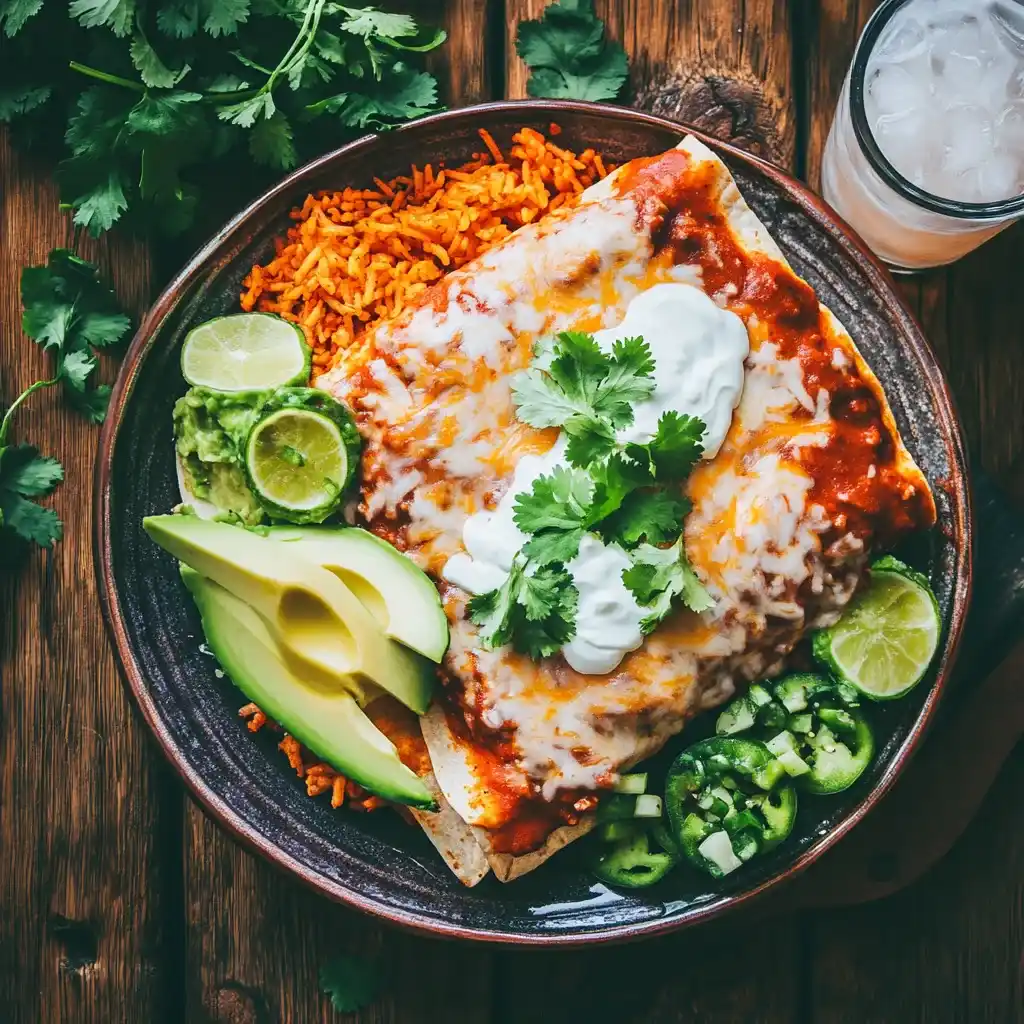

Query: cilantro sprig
[[468, 331, 713, 659], [515, 0, 629, 102], [20, 249, 131, 423], [0, 249, 128, 555], [2, 1, 445, 236]]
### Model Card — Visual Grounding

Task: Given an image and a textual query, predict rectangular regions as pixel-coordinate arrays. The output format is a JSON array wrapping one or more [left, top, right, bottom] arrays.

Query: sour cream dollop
[[442, 283, 750, 674]]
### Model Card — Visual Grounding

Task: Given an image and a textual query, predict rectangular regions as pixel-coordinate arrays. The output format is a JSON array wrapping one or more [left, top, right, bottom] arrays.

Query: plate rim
[[94, 98, 973, 946]]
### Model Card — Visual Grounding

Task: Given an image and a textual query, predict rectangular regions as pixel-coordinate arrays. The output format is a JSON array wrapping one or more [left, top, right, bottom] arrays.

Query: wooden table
[[2, 1, 1023, 1020]]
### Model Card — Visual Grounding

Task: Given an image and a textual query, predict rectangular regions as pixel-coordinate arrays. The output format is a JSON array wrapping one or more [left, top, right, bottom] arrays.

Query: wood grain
[[505, 0, 796, 168], [0, 138, 175, 1022], [802, 4, 1024, 1021]]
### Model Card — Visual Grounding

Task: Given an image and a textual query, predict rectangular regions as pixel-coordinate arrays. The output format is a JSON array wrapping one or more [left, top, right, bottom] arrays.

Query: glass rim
[[850, 0, 1024, 220]]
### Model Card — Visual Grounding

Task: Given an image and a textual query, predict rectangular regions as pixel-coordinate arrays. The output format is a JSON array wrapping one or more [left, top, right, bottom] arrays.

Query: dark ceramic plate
[[96, 101, 971, 944]]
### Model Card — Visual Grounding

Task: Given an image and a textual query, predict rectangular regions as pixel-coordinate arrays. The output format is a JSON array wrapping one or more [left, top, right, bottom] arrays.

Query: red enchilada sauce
[[386, 147, 936, 856]]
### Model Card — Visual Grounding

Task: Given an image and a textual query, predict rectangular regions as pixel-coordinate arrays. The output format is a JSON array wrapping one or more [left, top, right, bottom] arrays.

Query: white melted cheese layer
[[441, 283, 750, 675]]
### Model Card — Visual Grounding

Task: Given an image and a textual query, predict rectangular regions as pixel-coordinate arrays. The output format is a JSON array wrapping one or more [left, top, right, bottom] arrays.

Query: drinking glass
[[821, 0, 1024, 271]]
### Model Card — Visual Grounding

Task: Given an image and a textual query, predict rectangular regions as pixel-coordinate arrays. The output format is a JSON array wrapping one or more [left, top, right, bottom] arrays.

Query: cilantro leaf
[[201, 0, 249, 37], [562, 413, 615, 467], [469, 558, 578, 659], [0, 444, 63, 549], [601, 489, 689, 547], [1, 0, 43, 37], [70, 170, 130, 235], [513, 465, 593, 534], [623, 539, 713, 632], [592, 336, 655, 427], [510, 368, 590, 429], [626, 411, 705, 481], [157, 0, 199, 38], [0, 84, 50, 121], [515, 0, 629, 103], [547, 330, 607, 406], [341, 7, 418, 39], [248, 110, 297, 169], [19, 249, 130, 422], [319, 955, 382, 1014], [0, 494, 63, 547], [61, 349, 97, 390], [218, 89, 275, 127], [522, 526, 583, 566], [586, 451, 648, 524], [312, 62, 439, 128], [69, 0, 136, 37], [0, 444, 63, 496], [130, 32, 190, 88]]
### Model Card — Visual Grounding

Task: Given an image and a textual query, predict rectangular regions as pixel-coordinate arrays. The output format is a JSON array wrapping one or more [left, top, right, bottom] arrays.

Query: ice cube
[[976, 150, 1021, 199], [875, 15, 928, 64], [872, 108, 936, 181], [996, 98, 1024, 150], [941, 104, 995, 176], [867, 64, 932, 119], [990, 1, 1024, 55]]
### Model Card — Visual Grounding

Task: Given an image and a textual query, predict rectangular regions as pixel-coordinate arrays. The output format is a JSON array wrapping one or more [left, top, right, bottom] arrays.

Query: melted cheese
[[317, 180, 871, 816]]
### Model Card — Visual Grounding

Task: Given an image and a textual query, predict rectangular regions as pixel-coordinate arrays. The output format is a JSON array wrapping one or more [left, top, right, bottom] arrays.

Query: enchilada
[[316, 135, 936, 882]]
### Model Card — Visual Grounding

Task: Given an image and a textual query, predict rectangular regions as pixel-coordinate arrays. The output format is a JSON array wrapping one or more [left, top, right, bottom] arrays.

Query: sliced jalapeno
[[589, 830, 675, 889], [665, 737, 798, 879], [715, 674, 876, 796]]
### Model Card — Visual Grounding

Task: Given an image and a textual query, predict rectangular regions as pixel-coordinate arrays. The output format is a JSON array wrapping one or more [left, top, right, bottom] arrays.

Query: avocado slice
[[266, 526, 449, 663], [143, 515, 433, 714], [180, 567, 436, 809]]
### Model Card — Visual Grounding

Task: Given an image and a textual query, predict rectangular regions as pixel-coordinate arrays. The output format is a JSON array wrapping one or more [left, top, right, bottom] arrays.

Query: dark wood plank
[[506, 0, 796, 168], [180, 5, 498, 1020], [495, 4, 804, 1017], [803, 4, 1024, 1021], [0, 136, 174, 1022]]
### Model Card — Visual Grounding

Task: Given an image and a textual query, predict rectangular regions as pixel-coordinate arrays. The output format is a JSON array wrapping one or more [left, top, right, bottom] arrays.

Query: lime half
[[245, 408, 348, 523], [813, 556, 940, 701], [182, 313, 310, 391]]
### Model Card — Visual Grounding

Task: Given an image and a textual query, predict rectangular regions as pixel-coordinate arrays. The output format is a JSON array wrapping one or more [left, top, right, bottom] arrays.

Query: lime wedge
[[181, 313, 310, 391], [245, 408, 348, 523], [812, 556, 940, 701]]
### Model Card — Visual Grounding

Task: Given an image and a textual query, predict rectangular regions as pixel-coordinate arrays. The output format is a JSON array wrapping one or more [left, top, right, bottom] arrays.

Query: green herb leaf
[[1, 0, 44, 37], [521, 525, 584, 566], [562, 414, 616, 467], [601, 489, 689, 547], [319, 954, 383, 1014], [0, 444, 63, 496], [593, 335, 655, 427], [248, 109, 297, 169], [201, 0, 250, 37], [515, 0, 629, 103], [0, 84, 51, 121], [0, 444, 63, 548], [157, 0, 199, 38], [313, 62, 438, 128], [626, 410, 705, 481], [513, 465, 593, 534], [340, 7, 418, 39], [130, 32, 190, 88], [469, 558, 578, 659], [622, 538, 713, 632], [19, 249, 130, 423], [69, 0, 137, 37]]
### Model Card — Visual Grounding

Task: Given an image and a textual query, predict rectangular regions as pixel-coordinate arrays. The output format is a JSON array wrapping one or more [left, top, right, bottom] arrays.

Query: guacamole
[[173, 387, 268, 525]]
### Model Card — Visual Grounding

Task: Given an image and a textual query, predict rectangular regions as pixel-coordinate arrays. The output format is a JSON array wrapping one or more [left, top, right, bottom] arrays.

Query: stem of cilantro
[[0, 378, 60, 448], [68, 62, 146, 92]]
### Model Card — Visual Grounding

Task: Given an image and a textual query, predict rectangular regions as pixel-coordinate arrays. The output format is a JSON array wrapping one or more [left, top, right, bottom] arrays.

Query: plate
[[95, 100, 971, 944]]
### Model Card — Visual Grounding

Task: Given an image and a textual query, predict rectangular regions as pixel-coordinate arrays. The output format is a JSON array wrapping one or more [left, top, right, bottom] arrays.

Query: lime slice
[[812, 556, 940, 701], [181, 313, 310, 391], [245, 408, 348, 523]]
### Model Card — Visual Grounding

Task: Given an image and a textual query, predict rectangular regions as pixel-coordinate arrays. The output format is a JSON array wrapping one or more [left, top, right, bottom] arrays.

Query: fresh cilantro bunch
[[515, 0, 628, 102], [0, 250, 128, 556], [469, 331, 713, 660], [20, 249, 132, 423], [1, 0, 445, 236]]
